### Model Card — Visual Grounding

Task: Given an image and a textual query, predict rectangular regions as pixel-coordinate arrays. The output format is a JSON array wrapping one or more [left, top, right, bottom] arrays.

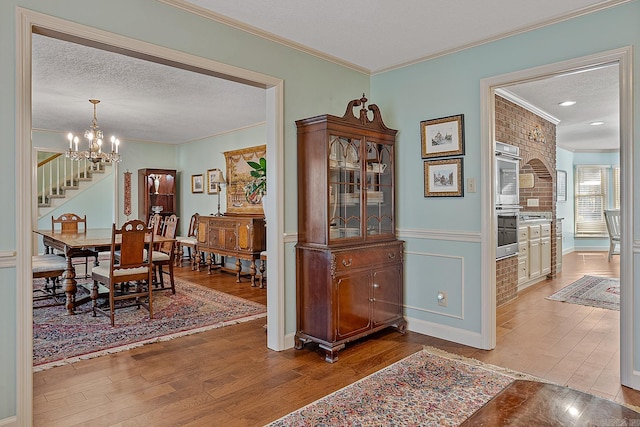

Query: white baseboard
[[282, 317, 486, 353], [0, 416, 16, 427], [405, 315, 487, 349]]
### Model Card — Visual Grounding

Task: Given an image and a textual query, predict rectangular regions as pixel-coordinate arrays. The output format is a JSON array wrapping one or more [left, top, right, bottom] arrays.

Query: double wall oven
[[495, 141, 521, 260]]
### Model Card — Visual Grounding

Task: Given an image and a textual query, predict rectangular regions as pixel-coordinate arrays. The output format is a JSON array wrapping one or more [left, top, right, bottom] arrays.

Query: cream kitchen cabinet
[[518, 220, 552, 290], [517, 226, 529, 286], [540, 222, 552, 276]]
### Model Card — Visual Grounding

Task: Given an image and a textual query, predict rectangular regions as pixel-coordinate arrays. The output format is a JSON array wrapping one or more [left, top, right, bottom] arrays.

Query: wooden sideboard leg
[[319, 343, 344, 363], [235, 258, 242, 282], [250, 259, 257, 287], [194, 251, 201, 272], [207, 252, 214, 275]]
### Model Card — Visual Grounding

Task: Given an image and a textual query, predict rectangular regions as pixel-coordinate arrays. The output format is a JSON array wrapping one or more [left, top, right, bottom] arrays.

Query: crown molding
[[495, 88, 561, 125], [159, 0, 370, 75]]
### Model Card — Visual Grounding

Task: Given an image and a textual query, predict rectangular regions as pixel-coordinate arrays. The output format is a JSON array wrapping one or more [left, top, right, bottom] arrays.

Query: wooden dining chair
[[32, 254, 67, 306], [149, 213, 163, 236], [151, 214, 178, 294], [50, 212, 98, 277], [90, 219, 154, 326], [175, 213, 199, 269], [604, 209, 621, 262]]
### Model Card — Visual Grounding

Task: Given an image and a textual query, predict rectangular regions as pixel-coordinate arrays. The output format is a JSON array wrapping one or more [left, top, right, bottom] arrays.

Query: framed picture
[[207, 168, 224, 194], [224, 144, 267, 215], [424, 158, 464, 197], [557, 170, 567, 201], [191, 174, 204, 193], [420, 114, 465, 158]]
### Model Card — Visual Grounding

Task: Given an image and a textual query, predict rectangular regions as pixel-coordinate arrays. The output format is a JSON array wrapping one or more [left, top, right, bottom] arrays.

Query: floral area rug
[[546, 275, 620, 311], [266, 346, 540, 427], [33, 277, 266, 371]]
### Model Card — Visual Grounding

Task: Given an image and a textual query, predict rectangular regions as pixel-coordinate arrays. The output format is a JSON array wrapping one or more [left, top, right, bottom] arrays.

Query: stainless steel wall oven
[[495, 141, 521, 259]]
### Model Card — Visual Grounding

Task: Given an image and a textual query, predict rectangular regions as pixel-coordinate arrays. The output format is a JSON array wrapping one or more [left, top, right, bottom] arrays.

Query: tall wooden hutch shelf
[[138, 168, 177, 222], [295, 95, 406, 363]]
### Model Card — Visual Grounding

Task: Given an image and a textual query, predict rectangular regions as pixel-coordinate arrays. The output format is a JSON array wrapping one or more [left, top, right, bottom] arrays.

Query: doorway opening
[[17, 8, 285, 423], [481, 47, 632, 388]]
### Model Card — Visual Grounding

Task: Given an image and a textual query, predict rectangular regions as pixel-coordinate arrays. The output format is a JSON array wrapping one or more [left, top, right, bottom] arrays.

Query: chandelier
[[66, 99, 121, 163]]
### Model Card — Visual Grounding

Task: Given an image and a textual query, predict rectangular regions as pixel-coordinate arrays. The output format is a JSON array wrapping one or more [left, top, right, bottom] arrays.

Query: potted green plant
[[244, 157, 266, 204]]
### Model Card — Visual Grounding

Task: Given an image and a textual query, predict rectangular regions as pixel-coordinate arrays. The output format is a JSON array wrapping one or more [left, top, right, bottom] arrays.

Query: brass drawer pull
[[388, 252, 396, 259], [342, 258, 352, 267]]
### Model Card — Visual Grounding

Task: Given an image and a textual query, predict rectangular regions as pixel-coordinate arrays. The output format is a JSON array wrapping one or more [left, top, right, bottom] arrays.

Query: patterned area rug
[[33, 278, 266, 371], [267, 347, 540, 427], [546, 275, 620, 311]]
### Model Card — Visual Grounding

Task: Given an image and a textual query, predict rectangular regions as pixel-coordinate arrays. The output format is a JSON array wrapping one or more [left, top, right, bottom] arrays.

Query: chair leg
[[167, 262, 175, 294], [91, 280, 99, 317], [609, 242, 615, 262]]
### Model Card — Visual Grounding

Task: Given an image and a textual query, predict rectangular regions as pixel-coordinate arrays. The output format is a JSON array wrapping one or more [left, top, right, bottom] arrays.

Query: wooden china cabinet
[[295, 95, 406, 363], [138, 168, 177, 222]]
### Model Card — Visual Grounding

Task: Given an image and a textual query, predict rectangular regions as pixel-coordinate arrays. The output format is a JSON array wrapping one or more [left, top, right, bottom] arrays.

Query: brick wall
[[495, 95, 557, 307], [496, 255, 518, 305]]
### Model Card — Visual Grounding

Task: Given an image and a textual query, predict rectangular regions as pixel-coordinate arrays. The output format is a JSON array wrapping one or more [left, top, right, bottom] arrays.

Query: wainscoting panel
[[404, 251, 464, 319]]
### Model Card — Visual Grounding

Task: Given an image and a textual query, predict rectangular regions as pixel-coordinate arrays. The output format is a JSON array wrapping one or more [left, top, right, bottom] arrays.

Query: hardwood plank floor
[[32, 252, 639, 426]]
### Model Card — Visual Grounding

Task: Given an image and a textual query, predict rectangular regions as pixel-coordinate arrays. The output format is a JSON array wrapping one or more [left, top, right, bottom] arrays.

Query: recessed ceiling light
[[590, 121, 605, 126], [559, 101, 576, 107]]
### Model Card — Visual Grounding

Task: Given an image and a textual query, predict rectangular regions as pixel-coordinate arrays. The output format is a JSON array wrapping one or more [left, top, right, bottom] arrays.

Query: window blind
[[575, 165, 609, 236]]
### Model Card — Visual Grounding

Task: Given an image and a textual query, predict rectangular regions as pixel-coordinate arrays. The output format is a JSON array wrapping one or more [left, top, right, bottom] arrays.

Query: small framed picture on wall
[[420, 114, 465, 159], [191, 174, 204, 193], [424, 158, 464, 197]]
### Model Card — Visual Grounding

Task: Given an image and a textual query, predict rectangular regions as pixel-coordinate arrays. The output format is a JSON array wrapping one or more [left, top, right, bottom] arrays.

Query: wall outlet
[[437, 291, 447, 307], [527, 198, 539, 207]]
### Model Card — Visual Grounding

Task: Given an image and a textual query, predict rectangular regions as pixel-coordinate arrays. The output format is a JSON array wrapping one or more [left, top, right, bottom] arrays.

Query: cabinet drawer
[[334, 245, 402, 272], [518, 242, 528, 256], [528, 225, 541, 238], [541, 223, 551, 237], [518, 226, 529, 241]]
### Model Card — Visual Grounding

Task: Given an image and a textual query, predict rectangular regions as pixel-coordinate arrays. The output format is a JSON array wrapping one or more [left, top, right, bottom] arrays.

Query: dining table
[[34, 228, 174, 315]]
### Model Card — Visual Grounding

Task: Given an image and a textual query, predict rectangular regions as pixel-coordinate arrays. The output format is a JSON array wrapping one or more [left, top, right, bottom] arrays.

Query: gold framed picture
[[420, 114, 465, 158], [424, 158, 464, 197], [191, 174, 204, 193], [207, 168, 224, 194]]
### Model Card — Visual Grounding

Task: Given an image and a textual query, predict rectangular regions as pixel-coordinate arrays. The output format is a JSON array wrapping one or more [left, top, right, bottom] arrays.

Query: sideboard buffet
[[195, 214, 266, 287]]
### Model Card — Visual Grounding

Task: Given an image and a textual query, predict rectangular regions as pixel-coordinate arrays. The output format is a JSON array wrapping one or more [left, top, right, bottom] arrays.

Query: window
[[575, 165, 609, 237]]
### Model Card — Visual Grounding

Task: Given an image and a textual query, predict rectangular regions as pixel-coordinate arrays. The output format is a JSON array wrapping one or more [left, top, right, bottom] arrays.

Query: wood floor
[[32, 252, 640, 426]]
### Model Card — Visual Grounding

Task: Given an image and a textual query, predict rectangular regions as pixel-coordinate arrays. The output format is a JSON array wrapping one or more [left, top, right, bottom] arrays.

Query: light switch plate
[[467, 178, 476, 193]]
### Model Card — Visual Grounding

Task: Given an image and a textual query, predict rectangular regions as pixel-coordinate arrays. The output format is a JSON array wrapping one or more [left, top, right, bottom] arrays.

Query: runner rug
[[546, 275, 620, 311], [32, 277, 266, 371], [266, 347, 541, 427]]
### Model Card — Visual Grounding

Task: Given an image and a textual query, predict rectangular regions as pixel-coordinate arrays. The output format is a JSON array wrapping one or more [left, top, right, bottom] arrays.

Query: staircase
[[37, 152, 113, 219]]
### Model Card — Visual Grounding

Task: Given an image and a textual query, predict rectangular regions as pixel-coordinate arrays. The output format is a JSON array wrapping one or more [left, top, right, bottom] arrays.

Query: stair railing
[[37, 153, 99, 205]]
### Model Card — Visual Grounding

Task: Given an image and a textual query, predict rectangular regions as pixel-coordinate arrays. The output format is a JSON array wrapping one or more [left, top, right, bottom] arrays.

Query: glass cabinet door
[[328, 135, 394, 242], [329, 135, 362, 241], [364, 139, 393, 237]]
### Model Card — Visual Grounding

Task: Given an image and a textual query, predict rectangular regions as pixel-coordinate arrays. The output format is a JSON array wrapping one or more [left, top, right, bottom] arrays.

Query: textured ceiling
[[32, 1, 624, 150], [32, 34, 266, 145]]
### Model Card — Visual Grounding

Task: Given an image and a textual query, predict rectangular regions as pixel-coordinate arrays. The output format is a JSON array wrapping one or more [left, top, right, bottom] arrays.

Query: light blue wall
[[556, 148, 575, 252], [2, 0, 368, 420], [176, 124, 267, 232], [371, 2, 638, 335]]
